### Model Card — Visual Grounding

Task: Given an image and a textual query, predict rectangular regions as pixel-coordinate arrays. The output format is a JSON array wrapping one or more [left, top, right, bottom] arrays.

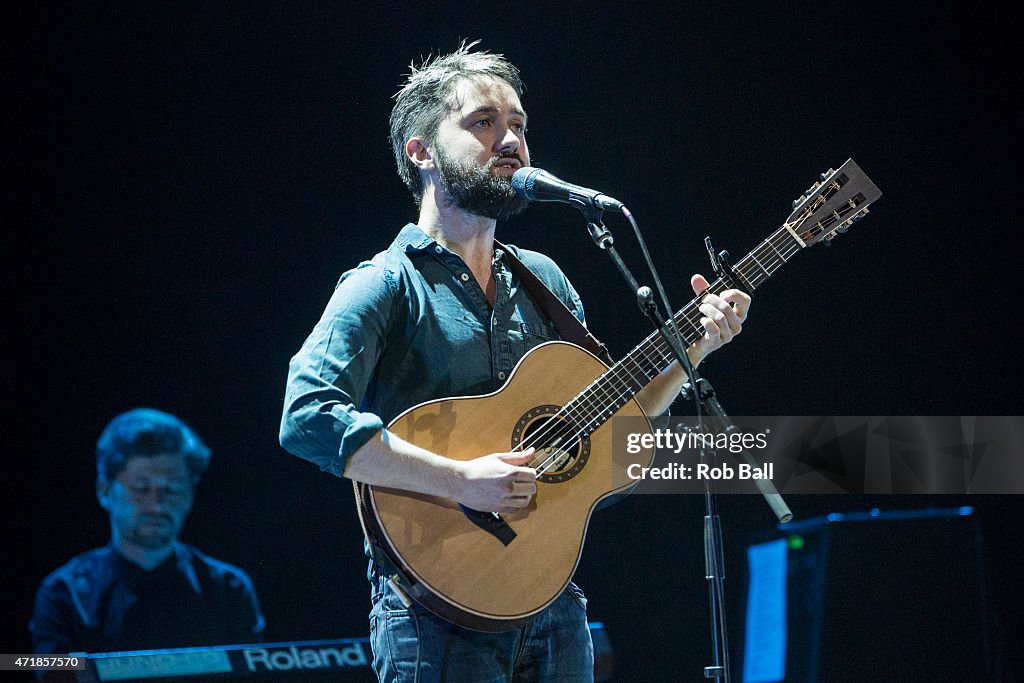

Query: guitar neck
[[565, 224, 800, 431], [561, 158, 880, 434], [631, 223, 800, 370]]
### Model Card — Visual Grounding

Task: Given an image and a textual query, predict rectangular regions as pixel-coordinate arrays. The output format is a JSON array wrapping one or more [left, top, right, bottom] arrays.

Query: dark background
[[8, 2, 1021, 680]]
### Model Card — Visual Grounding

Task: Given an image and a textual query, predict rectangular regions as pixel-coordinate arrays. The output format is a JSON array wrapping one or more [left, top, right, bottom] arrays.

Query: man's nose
[[496, 125, 520, 155], [140, 488, 172, 510], [141, 494, 166, 512]]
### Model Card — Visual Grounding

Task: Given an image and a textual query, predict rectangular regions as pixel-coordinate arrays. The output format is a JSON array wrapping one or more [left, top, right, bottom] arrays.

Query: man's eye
[[474, 119, 492, 128]]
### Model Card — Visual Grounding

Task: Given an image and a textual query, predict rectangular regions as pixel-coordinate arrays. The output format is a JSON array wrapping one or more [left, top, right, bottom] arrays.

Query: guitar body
[[358, 341, 656, 631]]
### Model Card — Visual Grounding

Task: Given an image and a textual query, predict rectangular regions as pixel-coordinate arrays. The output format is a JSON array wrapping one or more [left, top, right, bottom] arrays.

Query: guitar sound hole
[[512, 406, 591, 483]]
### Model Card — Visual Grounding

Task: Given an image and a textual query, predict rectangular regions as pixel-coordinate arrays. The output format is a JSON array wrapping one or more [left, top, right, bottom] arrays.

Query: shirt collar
[[394, 223, 509, 267], [114, 545, 179, 587], [394, 224, 437, 254]]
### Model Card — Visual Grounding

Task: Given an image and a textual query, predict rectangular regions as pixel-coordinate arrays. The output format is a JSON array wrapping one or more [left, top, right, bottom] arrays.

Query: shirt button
[[434, 245, 443, 254], [498, 371, 507, 380], [460, 273, 470, 282]]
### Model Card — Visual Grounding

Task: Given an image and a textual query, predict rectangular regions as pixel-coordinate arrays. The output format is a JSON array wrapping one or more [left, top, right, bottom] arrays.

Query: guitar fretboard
[[560, 224, 801, 436], [520, 159, 879, 458]]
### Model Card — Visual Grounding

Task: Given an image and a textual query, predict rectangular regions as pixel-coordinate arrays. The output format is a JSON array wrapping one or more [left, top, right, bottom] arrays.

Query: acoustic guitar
[[357, 159, 882, 631]]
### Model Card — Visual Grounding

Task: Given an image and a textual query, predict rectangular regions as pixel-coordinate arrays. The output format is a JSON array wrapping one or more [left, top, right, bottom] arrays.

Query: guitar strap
[[496, 240, 614, 366]]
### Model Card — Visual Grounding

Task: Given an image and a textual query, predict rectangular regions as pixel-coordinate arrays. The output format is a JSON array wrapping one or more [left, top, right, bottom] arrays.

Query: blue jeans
[[369, 578, 594, 682]]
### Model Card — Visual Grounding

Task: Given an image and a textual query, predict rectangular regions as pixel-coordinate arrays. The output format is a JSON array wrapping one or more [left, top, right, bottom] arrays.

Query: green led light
[[787, 535, 805, 550]]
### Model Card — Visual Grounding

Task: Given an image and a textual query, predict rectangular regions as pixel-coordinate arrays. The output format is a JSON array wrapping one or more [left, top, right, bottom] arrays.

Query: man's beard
[[126, 514, 178, 549], [435, 147, 531, 221]]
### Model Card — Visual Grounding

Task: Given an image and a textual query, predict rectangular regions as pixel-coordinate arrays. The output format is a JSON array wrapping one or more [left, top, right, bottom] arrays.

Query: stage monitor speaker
[[741, 507, 995, 682]]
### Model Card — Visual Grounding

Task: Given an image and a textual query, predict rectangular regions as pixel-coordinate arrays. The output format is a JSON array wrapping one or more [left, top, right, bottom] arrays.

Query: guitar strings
[[543, 237, 793, 448], [514, 226, 803, 476], [527, 233, 800, 475], [520, 227, 802, 475], [519, 189, 849, 476], [529, 228, 801, 475]]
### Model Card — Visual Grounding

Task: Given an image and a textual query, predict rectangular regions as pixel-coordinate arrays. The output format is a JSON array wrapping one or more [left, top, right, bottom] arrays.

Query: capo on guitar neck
[[704, 236, 752, 294]]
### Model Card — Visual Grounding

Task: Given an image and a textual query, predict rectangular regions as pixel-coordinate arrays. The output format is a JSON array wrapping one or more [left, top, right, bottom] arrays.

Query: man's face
[[99, 454, 193, 550], [431, 76, 532, 220]]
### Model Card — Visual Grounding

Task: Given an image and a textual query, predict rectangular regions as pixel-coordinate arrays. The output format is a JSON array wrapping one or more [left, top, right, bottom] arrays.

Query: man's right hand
[[344, 431, 539, 513], [453, 449, 537, 514]]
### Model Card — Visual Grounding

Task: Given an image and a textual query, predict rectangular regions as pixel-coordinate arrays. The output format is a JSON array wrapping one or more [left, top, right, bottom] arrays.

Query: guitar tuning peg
[[820, 168, 835, 180], [836, 225, 848, 234], [822, 236, 832, 246], [792, 197, 804, 208], [802, 181, 822, 197]]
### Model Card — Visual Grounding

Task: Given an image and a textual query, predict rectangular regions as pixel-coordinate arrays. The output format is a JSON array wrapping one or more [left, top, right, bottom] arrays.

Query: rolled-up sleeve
[[279, 263, 396, 477]]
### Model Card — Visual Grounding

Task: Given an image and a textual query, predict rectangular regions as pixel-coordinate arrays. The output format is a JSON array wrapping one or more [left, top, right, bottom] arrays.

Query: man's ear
[[96, 477, 111, 511], [406, 137, 435, 171]]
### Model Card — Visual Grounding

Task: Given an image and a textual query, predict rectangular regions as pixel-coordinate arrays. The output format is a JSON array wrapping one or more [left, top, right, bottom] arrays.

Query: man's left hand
[[687, 273, 751, 365]]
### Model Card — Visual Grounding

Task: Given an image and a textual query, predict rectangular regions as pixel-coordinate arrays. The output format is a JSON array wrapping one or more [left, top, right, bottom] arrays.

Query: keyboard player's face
[[102, 453, 194, 550]]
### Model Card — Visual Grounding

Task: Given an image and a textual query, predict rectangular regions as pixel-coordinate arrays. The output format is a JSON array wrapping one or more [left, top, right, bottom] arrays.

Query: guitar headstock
[[785, 159, 882, 247]]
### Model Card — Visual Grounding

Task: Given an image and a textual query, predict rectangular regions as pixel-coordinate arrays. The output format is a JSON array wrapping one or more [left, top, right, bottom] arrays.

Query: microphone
[[511, 167, 624, 212]]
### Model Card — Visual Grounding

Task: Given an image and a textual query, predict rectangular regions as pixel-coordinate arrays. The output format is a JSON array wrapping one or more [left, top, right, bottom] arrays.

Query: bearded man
[[280, 43, 750, 681]]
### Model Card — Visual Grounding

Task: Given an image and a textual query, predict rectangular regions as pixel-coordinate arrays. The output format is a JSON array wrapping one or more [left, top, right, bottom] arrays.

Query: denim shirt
[[280, 224, 586, 476]]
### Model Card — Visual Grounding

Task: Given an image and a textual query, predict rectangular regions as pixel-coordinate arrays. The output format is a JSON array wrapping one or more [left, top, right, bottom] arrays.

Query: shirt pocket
[[508, 319, 558, 363]]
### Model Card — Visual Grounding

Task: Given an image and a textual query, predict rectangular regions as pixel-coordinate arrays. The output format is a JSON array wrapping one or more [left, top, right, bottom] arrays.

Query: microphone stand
[[579, 205, 791, 683]]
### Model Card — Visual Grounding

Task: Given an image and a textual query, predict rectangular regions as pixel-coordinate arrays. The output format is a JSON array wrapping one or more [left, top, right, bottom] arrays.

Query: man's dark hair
[[390, 40, 524, 204], [96, 408, 211, 486]]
